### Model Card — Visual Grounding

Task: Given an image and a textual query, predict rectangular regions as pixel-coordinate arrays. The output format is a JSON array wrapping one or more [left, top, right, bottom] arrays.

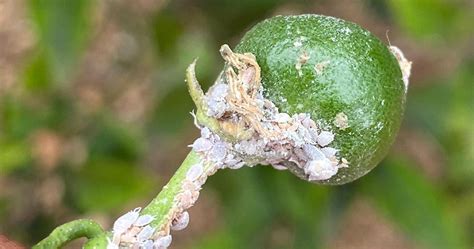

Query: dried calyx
[[389, 46, 412, 89], [188, 44, 349, 181]]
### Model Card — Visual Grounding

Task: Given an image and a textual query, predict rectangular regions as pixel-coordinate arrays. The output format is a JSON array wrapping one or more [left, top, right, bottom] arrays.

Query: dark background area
[[0, 0, 473, 248]]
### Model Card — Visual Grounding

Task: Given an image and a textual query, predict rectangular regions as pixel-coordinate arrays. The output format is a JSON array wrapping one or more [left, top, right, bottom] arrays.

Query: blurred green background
[[0, 0, 473, 248]]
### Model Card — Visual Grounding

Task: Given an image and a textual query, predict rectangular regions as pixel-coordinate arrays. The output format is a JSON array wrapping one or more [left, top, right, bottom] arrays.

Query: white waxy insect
[[302, 144, 326, 161], [317, 131, 334, 147], [209, 83, 228, 99], [134, 214, 155, 227], [106, 238, 119, 249], [263, 99, 277, 110], [227, 161, 245, 170], [244, 141, 258, 155], [113, 207, 141, 235], [206, 99, 227, 118], [301, 115, 317, 130], [154, 235, 172, 249], [200, 127, 212, 138], [136, 225, 156, 242], [209, 142, 227, 162], [120, 226, 141, 243], [224, 154, 241, 169], [305, 159, 338, 181], [179, 189, 198, 209], [293, 147, 309, 161], [297, 126, 314, 143], [272, 164, 287, 170], [274, 113, 291, 123], [186, 163, 204, 181], [140, 239, 154, 249], [171, 211, 190, 231], [192, 138, 213, 152], [321, 147, 338, 158], [206, 84, 229, 118]]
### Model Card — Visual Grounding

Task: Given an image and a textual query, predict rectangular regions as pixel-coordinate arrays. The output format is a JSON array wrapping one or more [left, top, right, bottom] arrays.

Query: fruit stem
[[34, 151, 215, 248], [33, 219, 106, 249], [140, 150, 206, 231]]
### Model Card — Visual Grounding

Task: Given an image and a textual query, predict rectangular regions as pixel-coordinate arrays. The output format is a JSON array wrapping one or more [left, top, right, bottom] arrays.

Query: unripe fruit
[[235, 14, 408, 184]]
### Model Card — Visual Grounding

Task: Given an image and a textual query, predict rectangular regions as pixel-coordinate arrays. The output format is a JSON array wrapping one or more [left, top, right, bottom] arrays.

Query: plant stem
[[33, 219, 105, 249], [141, 150, 204, 230], [34, 150, 208, 248]]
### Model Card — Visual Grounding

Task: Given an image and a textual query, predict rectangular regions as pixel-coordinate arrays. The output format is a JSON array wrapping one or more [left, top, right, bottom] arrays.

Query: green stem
[[33, 219, 105, 249], [34, 150, 207, 248], [141, 150, 204, 229]]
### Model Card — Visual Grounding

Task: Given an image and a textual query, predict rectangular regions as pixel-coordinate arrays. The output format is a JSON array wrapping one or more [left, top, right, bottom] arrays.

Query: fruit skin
[[235, 14, 406, 185]]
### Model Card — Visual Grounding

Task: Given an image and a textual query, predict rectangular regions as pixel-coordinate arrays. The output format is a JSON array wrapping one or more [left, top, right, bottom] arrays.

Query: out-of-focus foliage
[[0, 0, 472, 248]]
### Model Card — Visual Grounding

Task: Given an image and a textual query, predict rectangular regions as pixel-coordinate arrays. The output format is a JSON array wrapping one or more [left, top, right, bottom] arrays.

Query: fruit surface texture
[[235, 14, 406, 184]]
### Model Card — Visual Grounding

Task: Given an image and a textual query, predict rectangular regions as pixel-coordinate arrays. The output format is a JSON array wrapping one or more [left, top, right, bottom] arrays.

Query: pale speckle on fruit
[[314, 60, 330, 75], [340, 26, 352, 35], [293, 36, 307, 47], [339, 158, 350, 168], [295, 51, 310, 76], [334, 112, 349, 130], [375, 121, 384, 132]]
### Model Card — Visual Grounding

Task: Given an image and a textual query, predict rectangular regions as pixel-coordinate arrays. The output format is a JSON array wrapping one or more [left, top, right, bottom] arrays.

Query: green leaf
[[149, 85, 194, 137], [360, 158, 468, 249], [191, 230, 237, 249], [88, 116, 143, 161], [27, 0, 93, 84], [68, 159, 155, 212], [444, 58, 474, 187], [388, 0, 471, 41], [206, 166, 345, 249], [22, 51, 54, 90], [0, 142, 31, 174]]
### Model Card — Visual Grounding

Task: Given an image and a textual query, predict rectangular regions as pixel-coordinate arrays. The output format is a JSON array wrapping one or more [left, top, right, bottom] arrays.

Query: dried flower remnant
[[187, 44, 349, 182], [389, 46, 412, 89], [333, 112, 349, 130]]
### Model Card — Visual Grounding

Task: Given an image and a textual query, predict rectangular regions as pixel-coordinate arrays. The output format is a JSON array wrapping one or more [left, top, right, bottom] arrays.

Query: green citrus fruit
[[235, 14, 407, 185]]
